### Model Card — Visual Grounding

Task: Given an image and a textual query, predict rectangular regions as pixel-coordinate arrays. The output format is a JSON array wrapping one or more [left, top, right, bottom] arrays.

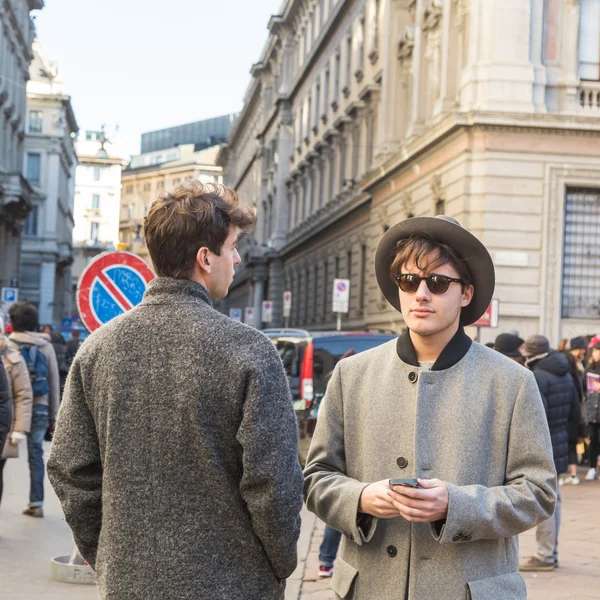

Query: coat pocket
[[467, 571, 526, 599], [330, 557, 358, 599]]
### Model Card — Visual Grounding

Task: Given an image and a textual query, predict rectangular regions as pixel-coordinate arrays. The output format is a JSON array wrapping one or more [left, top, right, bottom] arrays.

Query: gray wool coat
[[304, 329, 557, 600], [48, 278, 304, 600]]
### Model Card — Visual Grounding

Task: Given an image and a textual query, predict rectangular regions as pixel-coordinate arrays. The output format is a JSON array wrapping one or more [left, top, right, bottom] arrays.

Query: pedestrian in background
[[0, 319, 33, 506], [561, 338, 586, 484], [304, 215, 556, 599], [584, 342, 600, 481], [520, 335, 580, 572], [65, 329, 82, 370], [0, 357, 10, 460], [8, 302, 60, 519], [494, 332, 525, 365], [48, 181, 303, 600]]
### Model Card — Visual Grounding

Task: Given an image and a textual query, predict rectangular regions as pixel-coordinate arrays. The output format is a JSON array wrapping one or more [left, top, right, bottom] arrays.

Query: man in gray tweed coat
[[304, 216, 557, 600], [48, 181, 304, 600]]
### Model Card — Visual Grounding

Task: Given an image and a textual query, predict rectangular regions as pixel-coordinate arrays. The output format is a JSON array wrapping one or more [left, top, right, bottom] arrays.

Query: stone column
[[253, 259, 268, 329], [407, 0, 426, 138], [271, 110, 293, 250], [268, 253, 285, 328], [39, 261, 56, 325], [562, 0, 581, 112], [530, 0, 547, 112]]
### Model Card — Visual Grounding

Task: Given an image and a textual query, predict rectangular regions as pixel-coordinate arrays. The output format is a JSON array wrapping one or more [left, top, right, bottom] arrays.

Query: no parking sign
[[77, 251, 155, 332]]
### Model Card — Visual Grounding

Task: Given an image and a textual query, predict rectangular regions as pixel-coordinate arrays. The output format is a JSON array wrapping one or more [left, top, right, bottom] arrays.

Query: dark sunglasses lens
[[398, 275, 420, 293], [427, 276, 450, 294]]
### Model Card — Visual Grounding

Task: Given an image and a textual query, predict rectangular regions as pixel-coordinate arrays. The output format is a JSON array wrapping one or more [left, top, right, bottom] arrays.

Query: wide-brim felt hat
[[375, 215, 495, 326]]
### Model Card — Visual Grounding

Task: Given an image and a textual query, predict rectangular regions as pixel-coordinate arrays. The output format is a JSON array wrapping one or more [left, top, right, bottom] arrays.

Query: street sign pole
[[332, 279, 350, 332]]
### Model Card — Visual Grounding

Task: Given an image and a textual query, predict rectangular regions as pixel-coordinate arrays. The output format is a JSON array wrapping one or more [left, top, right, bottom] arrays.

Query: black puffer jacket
[[529, 351, 580, 474], [0, 359, 11, 450]]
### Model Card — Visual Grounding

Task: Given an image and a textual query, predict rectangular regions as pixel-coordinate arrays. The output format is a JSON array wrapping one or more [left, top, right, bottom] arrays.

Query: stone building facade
[[120, 144, 223, 263], [72, 129, 128, 301], [20, 41, 78, 324], [0, 0, 44, 293], [222, 0, 600, 344]]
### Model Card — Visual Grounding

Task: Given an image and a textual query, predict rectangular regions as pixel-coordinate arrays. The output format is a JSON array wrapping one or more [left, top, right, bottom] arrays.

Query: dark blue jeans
[[27, 404, 49, 508], [319, 525, 342, 566]]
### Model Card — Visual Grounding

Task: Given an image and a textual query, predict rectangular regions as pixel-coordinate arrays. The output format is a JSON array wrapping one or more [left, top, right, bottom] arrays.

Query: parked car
[[264, 329, 397, 463]]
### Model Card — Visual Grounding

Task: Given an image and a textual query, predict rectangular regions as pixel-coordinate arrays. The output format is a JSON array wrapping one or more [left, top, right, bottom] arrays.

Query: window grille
[[562, 187, 600, 319]]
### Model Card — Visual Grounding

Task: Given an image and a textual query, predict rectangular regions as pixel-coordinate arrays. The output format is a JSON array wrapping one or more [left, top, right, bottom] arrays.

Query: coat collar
[[396, 327, 472, 371], [141, 277, 213, 307]]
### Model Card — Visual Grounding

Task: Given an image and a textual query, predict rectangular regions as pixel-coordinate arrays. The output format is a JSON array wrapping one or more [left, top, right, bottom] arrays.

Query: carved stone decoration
[[397, 27, 415, 61], [430, 174, 443, 201], [423, 0, 443, 32], [401, 192, 415, 217]]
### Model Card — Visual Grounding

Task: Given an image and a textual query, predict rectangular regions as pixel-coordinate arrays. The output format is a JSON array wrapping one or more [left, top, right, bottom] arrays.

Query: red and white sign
[[77, 251, 155, 333], [333, 279, 350, 313], [472, 298, 499, 328]]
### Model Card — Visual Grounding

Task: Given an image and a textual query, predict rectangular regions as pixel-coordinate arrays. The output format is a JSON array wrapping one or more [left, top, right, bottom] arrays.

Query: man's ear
[[461, 284, 474, 308], [196, 247, 211, 274]]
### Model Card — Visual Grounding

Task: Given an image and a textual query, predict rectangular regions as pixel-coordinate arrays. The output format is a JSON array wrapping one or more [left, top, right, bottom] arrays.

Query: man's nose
[[415, 278, 431, 301], [234, 250, 241, 265]]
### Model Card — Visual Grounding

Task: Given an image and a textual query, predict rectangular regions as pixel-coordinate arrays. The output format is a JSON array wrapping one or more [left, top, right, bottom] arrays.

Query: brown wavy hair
[[144, 181, 255, 279]]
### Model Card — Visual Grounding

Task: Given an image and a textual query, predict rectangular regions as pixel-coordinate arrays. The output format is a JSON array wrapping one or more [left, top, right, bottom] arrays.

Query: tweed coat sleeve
[[303, 364, 378, 545], [0, 360, 11, 448], [43, 342, 61, 423], [236, 337, 304, 581], [4, 352, 33, 433], [47, 357, 103, 568], [433, 370, 557, 545]]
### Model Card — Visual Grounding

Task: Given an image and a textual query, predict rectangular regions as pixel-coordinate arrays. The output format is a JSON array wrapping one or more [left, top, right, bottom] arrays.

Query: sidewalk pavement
[[0, 442, 97, 599], [293, 477, 600, 600]]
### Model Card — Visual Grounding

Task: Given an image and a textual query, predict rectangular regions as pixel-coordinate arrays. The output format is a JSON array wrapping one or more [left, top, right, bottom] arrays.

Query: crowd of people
[[0, 307, 82, 517], [490, 332, 600, 484]]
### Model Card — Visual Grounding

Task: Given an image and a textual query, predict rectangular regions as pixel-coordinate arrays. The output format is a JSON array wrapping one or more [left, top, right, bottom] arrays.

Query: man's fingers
[[417, 478, 442, 489]]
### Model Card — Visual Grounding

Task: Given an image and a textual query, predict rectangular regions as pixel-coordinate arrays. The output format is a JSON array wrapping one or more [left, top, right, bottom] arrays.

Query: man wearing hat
[[304, 216, 556, 599], [520, 335, 579, 571]]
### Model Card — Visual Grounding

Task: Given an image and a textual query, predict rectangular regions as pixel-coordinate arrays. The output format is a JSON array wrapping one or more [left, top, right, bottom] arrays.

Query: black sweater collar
[[396, 327, 472, 371]]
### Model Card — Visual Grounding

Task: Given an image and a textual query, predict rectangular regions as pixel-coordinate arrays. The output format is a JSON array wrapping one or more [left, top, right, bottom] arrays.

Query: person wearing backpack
[[8, 302, 60, 518]]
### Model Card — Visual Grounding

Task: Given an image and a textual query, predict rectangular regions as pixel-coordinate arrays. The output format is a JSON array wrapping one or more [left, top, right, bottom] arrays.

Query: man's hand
[[9, 431, 26, 446], [359, 480, 403, 519], [387, 478, 449, 523]]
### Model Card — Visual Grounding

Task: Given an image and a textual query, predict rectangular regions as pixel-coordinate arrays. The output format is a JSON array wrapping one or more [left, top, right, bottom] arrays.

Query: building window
[[435, 198, 446, 215], [26, 153, 41, 183], [93, 167, 101, 181], [579, 0, 600, 80], [344, 33, 352, 94], [92, 194, 100, 209], [29, 110, 43, 133], [143, 182, 151, 191], [173, 178, 181, 186], [323, 68, 330, 119], [125, 185, 133, 193], [157, 180, 164, 190], [333, 49, 341, 105], [314, 80, 320, 132], [23, 205, 39, 236], [359, 244, 367, 314], [90, 222, 99, 241], [562, 188, 600, 318]]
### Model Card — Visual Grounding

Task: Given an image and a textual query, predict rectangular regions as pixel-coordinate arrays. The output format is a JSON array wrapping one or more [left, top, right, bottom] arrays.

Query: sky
[[34, 0, 284, 157]]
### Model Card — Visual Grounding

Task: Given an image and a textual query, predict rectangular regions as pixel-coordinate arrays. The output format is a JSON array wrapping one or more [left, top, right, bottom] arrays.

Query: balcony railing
[[579, 80, 600, 112]]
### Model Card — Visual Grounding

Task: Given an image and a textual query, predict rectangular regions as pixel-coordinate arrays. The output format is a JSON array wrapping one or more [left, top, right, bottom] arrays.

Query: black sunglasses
[[394, 273, 465, 295]]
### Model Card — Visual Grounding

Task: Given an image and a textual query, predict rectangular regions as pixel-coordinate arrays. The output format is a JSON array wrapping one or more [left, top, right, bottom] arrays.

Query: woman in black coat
[[0, 361, 11, 452], [584, 344, 600, 481]]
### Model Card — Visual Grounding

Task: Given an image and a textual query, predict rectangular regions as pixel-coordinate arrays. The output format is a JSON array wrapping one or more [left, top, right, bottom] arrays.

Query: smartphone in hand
[[388, 478, 421, 489]]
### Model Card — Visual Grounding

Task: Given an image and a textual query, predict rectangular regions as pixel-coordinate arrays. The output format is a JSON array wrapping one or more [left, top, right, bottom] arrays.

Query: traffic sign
[[77, 251, 155, 332], [1, 287, 18, 314], [244, 307, 256, 327], [262, 300, 273, 323], [473, 299, 499, 328], [229, 308, 242, 321], [283, 291, 292, 318], [332, 279, 350, 314]]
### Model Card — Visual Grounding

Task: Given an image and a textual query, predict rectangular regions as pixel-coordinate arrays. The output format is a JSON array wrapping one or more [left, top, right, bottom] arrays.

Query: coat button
[[408, 371, 418, 383], [396, 457, 408, 469], [387, 545, 398, 557]]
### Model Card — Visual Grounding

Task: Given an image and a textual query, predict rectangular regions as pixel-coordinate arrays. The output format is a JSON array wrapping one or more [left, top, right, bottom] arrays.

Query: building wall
[[20, 41, 78, 325], [72, 130, 127, 309], [0, 0, 44, 294], [223, 0, 600, 343]]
